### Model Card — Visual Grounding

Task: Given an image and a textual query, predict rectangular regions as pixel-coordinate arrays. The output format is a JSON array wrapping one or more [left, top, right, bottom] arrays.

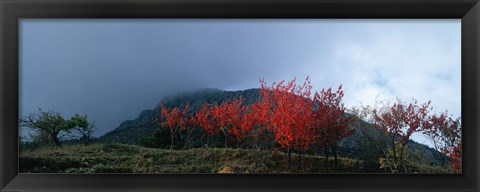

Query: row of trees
[[349, 98, 462, 173], [157, 77, 462, 173], [157, 77, 354, 170], [373, 99, 461, 173], [21, 108, 96, 147]]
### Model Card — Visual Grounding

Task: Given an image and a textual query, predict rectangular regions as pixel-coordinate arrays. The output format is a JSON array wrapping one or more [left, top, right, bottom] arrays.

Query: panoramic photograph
[[19, 19, 461, 174]]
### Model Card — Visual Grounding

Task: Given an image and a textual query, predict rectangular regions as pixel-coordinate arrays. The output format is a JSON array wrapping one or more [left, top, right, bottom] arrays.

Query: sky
[[19, 19, 461, 146]]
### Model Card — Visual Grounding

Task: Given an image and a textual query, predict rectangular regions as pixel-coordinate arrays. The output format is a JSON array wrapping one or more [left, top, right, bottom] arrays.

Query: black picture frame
[[1, 0, 479, 191]]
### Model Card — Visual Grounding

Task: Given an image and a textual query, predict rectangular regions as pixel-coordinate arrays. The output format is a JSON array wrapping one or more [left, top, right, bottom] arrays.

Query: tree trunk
[[441, 152, 446, 167], [224, 133, 227, 149], [324, 148, 329, 172], [51, 132, 61, 147], [332, 146, 339, 169], [288, 148, 292, 171], [298, 152, 302, 171], [170, 126, 178, 152], [206, 134, 211, 148], [170, 134, 174, 151], [83, 136, 91, 145], [221, 129, 227, 149], [392, 135, 397, 165], [382, 149, 395, 173], [399, 143, 406, 172]]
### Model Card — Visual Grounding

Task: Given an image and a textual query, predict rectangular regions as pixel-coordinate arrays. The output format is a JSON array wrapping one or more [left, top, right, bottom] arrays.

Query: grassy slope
[[19, 143, 451, 174]]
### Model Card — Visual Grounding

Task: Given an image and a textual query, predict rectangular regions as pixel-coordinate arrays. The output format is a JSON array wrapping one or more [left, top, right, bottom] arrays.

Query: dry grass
[[19, 143, 448, 174]]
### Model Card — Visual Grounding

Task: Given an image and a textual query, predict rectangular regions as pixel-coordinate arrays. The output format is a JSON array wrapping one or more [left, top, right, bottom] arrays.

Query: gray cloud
[[20, 19, 461, 145]]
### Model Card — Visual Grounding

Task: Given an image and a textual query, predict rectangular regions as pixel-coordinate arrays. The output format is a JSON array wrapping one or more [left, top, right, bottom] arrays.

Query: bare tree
[[349, 105, 391, 173]]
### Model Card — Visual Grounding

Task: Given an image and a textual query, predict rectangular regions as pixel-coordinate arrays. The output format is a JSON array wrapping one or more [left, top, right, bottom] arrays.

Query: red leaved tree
[[210, 97, 246, 148], [423, 111, 461, 168], [194, 103, 216, 147], [259, 77, 316, 169], [158, 102, 190, 151], [448, 143, 462, 173], [313, 85, 353, 169], [239, 101, 273, 149], [373, 98, 431, 172]]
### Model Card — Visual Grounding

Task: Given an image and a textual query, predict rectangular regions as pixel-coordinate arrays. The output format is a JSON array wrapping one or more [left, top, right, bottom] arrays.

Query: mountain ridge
[[97, 88, 260, 144]]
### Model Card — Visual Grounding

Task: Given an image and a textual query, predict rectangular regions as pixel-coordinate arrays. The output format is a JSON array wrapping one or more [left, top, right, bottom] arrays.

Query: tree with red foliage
[[194, 103, 216, 147], [259, 77, 316, 169], [196, 103, 214, 135], [423, 111, 461, 168], [158, 102, 189, 151], [313, 85, 353, 169], [210, 97, 246, 148], [180, 112, 199, 149], [373, 100, 404, 170], [401, 100, 431, 165], [225, 98, 249, 146], [239, 101, 273, 149], [373, 98, 431, 172], [448, 143, 462, 173]]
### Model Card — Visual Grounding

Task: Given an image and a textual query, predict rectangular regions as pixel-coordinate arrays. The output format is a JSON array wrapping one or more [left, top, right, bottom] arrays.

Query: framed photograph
[[1, 0, 479, 191]]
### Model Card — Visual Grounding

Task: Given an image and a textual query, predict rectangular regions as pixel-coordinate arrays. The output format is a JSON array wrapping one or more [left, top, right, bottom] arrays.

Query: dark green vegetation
[[20, 88, 454, 173]]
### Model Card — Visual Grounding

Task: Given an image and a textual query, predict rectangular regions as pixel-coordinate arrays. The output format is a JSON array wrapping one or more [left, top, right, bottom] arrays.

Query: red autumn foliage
[[239, 102, 262, 137], [158, 102, 190, 150], [239, 85, 276, 149], [373, 99, 431, 144], [402, 100, 431, 145], [313, 85, 353, 149], [159, 102, 189, 131], [423, 111, 461, 168], [210, 97, 246, 148], [195, 103, 216, 136], [311, 85, 353, 168], [259, 77, 316, 153], [238, 102, 265, 144], [154, 75, 461, 173], [373, 98, 432, 168], [448, 143, 462, 173]]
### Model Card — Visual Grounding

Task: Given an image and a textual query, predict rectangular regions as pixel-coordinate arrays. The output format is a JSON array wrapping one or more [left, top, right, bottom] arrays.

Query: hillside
[[95, 88, 445, 167], [19, 143, 452, 173], [97, 88, 260, 144]]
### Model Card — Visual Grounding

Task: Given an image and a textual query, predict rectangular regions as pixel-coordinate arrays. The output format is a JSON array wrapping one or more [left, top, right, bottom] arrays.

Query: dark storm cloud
[[20, 19, 460, 144], [20, 19, 337, 137]]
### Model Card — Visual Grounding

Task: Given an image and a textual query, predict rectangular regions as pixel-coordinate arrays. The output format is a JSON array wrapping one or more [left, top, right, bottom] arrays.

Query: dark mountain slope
[[97, 88, 260, 144]]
